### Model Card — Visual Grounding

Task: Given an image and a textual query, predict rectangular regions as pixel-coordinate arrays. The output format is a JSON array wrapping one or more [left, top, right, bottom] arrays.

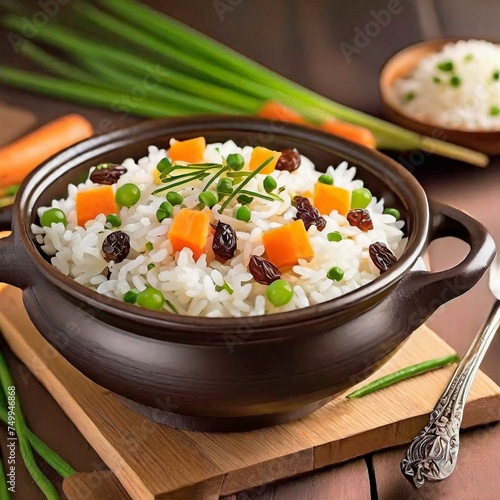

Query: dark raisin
[[347, 209, 373, 232], [294, 196, 326, 231], [369, 242, 397, 273], [276, 148, 301, 172], [249, 255, 281, 284], [212, 221, 237, 261], [90, 164, 127, 185], [102, 231, 131, 263]]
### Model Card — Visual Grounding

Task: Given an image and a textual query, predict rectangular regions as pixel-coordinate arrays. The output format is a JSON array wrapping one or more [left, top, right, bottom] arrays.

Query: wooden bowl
[[380, 38, 500, 155]]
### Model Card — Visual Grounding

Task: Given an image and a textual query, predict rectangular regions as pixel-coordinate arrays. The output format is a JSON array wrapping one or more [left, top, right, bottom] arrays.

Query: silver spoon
[[401, 255, 500, 488]]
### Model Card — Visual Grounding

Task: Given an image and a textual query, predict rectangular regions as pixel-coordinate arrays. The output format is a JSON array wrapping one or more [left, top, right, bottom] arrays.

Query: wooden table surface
[[0, 1, 499, 499]]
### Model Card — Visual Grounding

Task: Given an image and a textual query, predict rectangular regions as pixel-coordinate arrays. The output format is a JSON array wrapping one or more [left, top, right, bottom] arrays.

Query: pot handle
[[0, 204, 27, 288], [0, 205, 12, 231], [401, 201, 495, 323]]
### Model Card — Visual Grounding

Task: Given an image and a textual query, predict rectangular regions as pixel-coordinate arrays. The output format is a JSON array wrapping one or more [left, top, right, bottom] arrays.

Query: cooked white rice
[[33, 141, 406, 317], [393, 40, 500, 131]]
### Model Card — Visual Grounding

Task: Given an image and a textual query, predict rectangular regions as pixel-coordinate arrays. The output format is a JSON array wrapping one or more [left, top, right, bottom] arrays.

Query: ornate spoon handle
[[401, 300, 500, 488]]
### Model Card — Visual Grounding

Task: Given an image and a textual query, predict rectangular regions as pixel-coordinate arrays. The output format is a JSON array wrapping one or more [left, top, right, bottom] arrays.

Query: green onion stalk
[[0, 2, 489, 166]]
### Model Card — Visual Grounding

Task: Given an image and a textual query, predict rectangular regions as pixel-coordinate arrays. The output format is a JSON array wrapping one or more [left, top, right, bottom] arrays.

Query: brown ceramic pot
[[0, 117, 495, 432]]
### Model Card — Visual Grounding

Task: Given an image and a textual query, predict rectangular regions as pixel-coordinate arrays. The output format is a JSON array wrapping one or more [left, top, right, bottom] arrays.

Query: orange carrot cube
[[248, 147, 282, 174], [168, 137, 206, 164], [76, 185, 117, 226], [168, 208, 210, 260], [262, 220, 314, 269], [313, 182, 351, 216]]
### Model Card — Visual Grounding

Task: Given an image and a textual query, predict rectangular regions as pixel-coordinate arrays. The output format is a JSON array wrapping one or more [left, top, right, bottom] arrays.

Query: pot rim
[[13, 116, 429, 340]]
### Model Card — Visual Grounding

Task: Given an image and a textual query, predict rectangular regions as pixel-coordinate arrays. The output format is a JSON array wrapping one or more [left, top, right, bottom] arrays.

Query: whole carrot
[[0, 114, 93, 188], [321, 120, 377, 149]]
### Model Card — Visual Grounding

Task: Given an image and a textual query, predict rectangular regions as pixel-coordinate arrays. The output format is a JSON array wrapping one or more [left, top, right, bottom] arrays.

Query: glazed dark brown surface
[[0, 116, 495, 432]]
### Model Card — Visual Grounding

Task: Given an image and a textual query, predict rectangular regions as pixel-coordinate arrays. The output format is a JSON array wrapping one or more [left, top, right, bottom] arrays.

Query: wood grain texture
[[63, 471, 130, 500], [0, 284, 498, 499]]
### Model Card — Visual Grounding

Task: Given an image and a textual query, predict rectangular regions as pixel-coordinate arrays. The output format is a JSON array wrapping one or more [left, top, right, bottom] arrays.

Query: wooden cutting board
[[0, 284, 499, 500]]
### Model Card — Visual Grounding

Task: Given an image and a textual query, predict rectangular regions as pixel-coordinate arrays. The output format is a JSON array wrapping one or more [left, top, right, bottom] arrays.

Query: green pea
[[199, 191, 218, 208], [157, 158, 172, 173], [166, 191, 183, 206], [136, 287, 166, 310], [156, 201, 173, 222], [266, 279, 294, 307], [145, 242, 153, 252], [383, 207, 401, 220], [116, 183, 141, 207], [351, 187, 372, 209], [490, 105, 500, 117], [226, 153, 245, 171], [263, 175, 277, 193], [217, 178, 233, 196], [123, 290, 138, 304], [235, 205, 251, 222], [237, 193, 254, 205], [327, 231, 343, 242], [40, 208, 67, 228], [493, 70, 500, 82], [318, 174, 333, 185], [105, 214, 122, 228], [147, 263, 155, 271], [327, 266, 344, 281]]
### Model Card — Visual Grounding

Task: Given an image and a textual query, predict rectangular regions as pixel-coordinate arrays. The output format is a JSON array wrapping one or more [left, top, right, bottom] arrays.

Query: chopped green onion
[[437, 60, 454, 72], [490, 105, 500, 117], [217, 177, 233, 196], [156, 201, 173, 221], [346, 354, 460, 399], [404, 91, 416, 102], [237, 193, 254, 205], [198, 191, 218, 207]]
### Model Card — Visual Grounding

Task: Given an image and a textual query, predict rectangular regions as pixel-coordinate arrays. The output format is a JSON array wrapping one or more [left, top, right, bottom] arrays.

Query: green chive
[[237, 193, 254, 205], [215, 281, 233, 294]]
